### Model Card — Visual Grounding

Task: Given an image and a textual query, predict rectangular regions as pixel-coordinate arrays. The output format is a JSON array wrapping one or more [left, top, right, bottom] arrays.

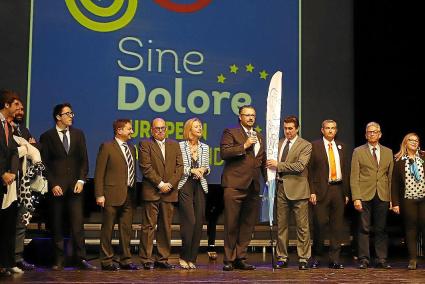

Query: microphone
[[250, 131, 258, 144]]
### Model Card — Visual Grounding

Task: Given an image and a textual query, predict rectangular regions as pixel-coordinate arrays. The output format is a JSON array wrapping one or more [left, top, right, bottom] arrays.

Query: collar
[[323, 137, 335, 146], [56, 125, 69, 133], [241, 125, 253, 134], [115, 137, 127, 146], [285, 135, 298, 145], [155, 138, 166, 145], [368, 143, 380, 151]]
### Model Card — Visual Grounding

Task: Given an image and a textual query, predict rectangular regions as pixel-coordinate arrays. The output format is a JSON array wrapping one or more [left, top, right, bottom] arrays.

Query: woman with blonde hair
[[178, 118, 210, 269], [392, 133, 425, 270]]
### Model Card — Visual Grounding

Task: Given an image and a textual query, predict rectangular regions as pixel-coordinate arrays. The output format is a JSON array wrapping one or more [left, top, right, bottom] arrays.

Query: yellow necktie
[[328, 143, 337, 180]]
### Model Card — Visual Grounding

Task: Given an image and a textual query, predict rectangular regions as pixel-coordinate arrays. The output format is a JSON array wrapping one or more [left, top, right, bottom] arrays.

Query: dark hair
[[283, 115, 299, 128], [113, 119, 131, 135], [238, 105, 256, 115], [52, 103, 72, 122], [0, 89, 21, 109]]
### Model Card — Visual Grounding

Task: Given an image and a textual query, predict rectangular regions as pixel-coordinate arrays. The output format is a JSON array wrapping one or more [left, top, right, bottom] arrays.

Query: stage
[[3, 252, 425, 283]]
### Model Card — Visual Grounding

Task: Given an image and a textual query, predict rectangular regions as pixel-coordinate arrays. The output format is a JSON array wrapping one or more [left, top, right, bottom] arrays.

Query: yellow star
[[259, 70, 269, 80], [217, 74, 226, 83], [254, 125, 262, 133], [245, 63, 254, 72], [230, 64, 239, 74]]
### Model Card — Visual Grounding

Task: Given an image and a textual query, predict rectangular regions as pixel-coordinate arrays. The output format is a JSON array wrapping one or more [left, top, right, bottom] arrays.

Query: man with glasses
[[138, 118, 183, 269], [220, 105, 266, 271], [350, 122, 393, 269], [40, 103, 95, 270]]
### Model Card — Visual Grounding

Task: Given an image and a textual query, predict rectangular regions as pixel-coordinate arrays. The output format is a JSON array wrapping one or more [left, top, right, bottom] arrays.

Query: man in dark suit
[[308, 120, 350, 269], [39, 103, 95, 270], [0, 89, 20, 277], [220, 105, 266, 271], [350, 121, 393, 269], [95, 119, 138, 271], [266, 115, 312, 270], [139, 118, 183, 270], [10, 101, 37, 271]]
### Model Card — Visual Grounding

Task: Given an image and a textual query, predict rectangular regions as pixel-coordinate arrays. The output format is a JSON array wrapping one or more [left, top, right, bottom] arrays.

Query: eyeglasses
[[153, 126, 167, 132], [367, 130, 380, 135], [60, 112, 75, 118], [241, 114, 256, 118], [408, 138, 419, 144]]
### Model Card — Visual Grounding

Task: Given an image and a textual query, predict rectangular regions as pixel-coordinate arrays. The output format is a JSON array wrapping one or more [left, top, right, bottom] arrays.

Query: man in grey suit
[[266, 115, 312, 270], [95, 119, 138, 271], [350, 121, 393, 269]]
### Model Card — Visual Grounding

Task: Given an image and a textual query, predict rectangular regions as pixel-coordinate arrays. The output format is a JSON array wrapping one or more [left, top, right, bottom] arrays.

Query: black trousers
[[312, 184, 345, 263], [50, 190, 86, 264], [15, 204, 27, 262], [178, 178, 205, 263], [223, 183, 259, 263], [401, 198, 425, 260], [0, 201, 18, 268], [358, 194, 389, 263]]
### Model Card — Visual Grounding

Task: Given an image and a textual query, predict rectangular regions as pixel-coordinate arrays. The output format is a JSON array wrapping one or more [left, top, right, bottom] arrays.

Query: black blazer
[[0, 121, 19, 198], [308, 139, 350, 202], [391, 153, 425, 207], [39, 126, 89, 191]]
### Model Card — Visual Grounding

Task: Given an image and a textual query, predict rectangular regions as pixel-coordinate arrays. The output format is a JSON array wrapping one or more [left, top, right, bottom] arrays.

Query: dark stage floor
[[2, 251, 425, 283]]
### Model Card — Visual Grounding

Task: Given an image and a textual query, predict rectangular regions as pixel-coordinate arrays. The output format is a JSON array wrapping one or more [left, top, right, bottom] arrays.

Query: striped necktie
[[123, 142, 135, 187]]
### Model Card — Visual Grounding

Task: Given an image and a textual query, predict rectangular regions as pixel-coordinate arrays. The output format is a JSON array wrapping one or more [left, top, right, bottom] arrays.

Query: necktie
[[328, 143, 337, 181], [123, 142, 135, 187], [159, 141, 165, 159], [372, 147, 378, 165], [3, 121, 9, 146], [280, 141, 290, 162], [15, 124, 22, 137], [61, 129, 69, 153]]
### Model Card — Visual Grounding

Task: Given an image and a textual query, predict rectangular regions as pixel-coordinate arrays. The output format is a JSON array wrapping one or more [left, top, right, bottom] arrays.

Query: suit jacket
[[350, 143, 393, 202], [220, 125, 266, 191], [308, 139, 350, 201], [139, 138, 183, 202], [277, 136, 312, 200], [0, 121, 19, 197], [94, 140, 136, 206], [391, 153, 425, 206], [39, 126, 89, 191], [177, 140, 210, 193]]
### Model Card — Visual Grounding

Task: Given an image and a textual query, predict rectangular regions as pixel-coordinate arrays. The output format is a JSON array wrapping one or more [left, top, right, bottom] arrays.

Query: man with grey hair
[[350, 122, 393, 269]]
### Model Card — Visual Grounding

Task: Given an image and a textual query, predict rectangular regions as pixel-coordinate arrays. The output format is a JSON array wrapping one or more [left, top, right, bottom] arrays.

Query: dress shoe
[[329, 262, 344, 269], [222, 262, 234, 271], [0, 268, 12, 277], [51, 263, 64, 271], [17, 260, 36, 271], [78, 260, 97, 270], [101, 264, 120, 271], [234, 259, 255, 270], [310, 259, 320, 269], [7, 266, 24, 274], [299, 262, 308, 270], [408, 260, 417, 270], [120, 263, 140, 270], [274, 260, 288, 269], [179, 258, 189, 269], [358, 260, 368, 269], [375, 262, 391, 269], [143, 262, 154, 270], [154, 261, 174, 269]]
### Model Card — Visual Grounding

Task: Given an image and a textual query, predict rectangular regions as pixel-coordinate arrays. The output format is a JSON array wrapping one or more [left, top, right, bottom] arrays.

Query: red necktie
[[3, 121, 9, 146]]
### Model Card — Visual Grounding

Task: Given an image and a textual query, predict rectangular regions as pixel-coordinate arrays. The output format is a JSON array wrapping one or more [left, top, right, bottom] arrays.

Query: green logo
[[65, 0, 138, 32]]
